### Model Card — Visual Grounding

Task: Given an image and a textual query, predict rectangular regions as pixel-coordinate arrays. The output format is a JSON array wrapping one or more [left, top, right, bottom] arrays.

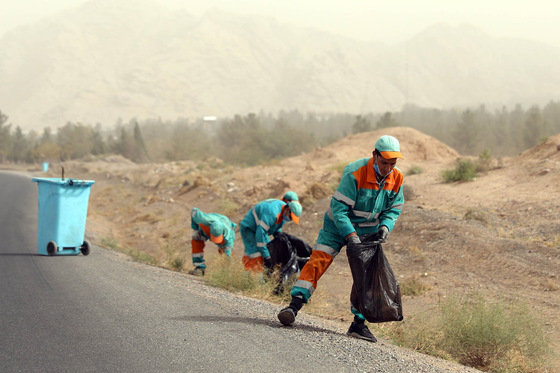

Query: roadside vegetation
[[2, 101, 560, 167], [380, 292, 553, 373], [441, 148, 505, 183]]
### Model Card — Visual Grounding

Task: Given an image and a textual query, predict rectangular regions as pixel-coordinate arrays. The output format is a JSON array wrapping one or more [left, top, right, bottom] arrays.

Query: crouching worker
[[240, 198, 302, 271], [277, 135, 405, 343], [189, 207, 237, 276]]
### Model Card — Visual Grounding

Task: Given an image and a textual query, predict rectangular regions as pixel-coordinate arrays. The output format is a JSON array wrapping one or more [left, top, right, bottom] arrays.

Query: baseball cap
[[288, 201, 302, 224], [283, 191, 299, 202], [210, 222, 225, 243], [374, 135, 404, 159]]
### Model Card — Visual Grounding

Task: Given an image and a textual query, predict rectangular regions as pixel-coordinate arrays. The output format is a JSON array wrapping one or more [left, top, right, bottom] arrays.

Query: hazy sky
[[1, 0, 559, 46]]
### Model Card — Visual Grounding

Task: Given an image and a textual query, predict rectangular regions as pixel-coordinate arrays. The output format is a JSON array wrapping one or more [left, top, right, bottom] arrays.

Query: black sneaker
[[347, 321, 377, 343], [277, 307, 297, 326]]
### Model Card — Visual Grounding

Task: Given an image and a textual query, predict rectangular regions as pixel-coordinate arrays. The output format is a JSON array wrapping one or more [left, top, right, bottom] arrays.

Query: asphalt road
[[0, 171, 479, 373]]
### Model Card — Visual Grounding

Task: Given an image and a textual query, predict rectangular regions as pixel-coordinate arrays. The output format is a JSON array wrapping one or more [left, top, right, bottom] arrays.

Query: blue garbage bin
[[32, 177, 95, 256]]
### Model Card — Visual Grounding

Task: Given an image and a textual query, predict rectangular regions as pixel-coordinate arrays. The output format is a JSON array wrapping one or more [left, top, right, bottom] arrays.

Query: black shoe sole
[[347, 331, 377, 343], [277, 309, 295, 326]]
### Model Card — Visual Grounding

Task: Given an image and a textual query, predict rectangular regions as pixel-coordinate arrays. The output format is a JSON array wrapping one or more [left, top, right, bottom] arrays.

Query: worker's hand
[[378, 226, 389, 243], [263, 256, 273, 269], [346, 234, 361, 245]]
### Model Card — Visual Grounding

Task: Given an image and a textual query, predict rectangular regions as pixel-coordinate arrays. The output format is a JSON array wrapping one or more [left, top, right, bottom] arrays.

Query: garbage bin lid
[[32, 177, 95, 186]]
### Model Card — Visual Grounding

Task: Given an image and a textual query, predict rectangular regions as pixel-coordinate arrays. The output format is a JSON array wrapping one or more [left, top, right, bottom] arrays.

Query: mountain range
[[1, 0, 560, 132]]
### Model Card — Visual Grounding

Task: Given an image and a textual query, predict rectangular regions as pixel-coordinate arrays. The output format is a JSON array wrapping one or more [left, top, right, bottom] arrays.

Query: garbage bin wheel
[[47, 241, 57, 256], [80, 241, 90, 256]]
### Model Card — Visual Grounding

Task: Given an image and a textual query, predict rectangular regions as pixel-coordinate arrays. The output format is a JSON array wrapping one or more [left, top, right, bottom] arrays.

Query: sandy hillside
[[36, 127, 560, 369]]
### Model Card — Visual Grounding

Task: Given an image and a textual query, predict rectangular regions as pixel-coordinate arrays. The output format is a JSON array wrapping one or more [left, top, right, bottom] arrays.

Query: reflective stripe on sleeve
[[390, 203, 404, 211], [333, 190, 355, 207], [252, 208, 270, 230]]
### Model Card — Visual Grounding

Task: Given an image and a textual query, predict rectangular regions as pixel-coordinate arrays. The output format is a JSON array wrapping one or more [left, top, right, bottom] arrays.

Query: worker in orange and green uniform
[[278, 135, 405, 343], [240, 197, 302, 271], [189, 207, 237, 276]]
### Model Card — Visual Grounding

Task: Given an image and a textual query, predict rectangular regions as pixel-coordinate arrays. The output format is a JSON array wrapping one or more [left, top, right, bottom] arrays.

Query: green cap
[[210, 222, 225, 243], [283, 191, 299, 202], [288, 201, 302, 224], [374, 135, 403, 159]]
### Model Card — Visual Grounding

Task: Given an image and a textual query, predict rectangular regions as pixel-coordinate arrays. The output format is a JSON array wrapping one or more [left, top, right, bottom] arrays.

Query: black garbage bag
[[267, 232, 312, 285], [347, 233, 403, 323]]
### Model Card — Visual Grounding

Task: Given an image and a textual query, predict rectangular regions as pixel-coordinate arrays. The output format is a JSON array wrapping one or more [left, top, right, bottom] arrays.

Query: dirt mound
[[518, 133, 560, 161], [299, 127, 459, 166]]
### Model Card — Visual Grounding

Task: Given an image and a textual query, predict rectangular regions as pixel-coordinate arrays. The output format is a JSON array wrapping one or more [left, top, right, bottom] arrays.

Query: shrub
[[329, 161, 350, 176], [477, 149, 492, 172], [400, 276, 430, 296], [218, 197, 239, 216], [206, 255, 261, 292], [128, 248, 158, 265], [170, 257, 185, 272], [441, 159, 477, 183], [384, 292, 553, 372], [407, 165, 423, 175], [464, 208, 488, 224], [440, 293, 552, 371], [100, 236, 120, 250]]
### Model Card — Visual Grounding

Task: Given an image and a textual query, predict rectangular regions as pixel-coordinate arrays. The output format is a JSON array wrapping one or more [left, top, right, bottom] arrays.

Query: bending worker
[[240, 196, 302, 271], [189, 207, 237, 276], [277, 135, 405, 343]]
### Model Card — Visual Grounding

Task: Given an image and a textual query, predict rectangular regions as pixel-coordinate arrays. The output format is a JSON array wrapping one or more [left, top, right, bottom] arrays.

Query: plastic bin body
[[32, 178, 95, 256]]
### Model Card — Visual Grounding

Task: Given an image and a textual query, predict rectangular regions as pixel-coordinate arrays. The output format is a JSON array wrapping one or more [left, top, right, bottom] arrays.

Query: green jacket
[[325, 157, 404, 238]]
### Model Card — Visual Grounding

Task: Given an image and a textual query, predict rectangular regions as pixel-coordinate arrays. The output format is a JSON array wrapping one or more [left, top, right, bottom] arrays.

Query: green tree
[[165, 123, 211, 161], [453, 109, 481, 155], [56, 122, 94, 160], [217, 114, 268, 165], [352, 115, 372, 134], [90, 124, 107, 156], [9, 126, 30, 163], [0, 111, 11, 162], [131, 121, 149, 162], [113, 126, 135, 161], [376, 111, 398, 129], [263, 118, 316, 159], [523, 106, 546, 149]]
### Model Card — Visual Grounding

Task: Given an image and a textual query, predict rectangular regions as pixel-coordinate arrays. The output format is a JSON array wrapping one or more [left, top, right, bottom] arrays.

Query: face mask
[[283, 211, 292, 222]]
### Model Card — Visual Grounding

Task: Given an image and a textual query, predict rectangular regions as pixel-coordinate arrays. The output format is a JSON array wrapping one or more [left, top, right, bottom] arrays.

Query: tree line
[[1, 101, 559, 165]]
